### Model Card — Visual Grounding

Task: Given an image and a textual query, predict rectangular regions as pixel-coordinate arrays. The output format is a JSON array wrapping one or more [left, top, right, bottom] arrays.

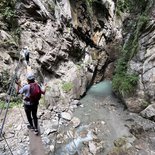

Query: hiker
[[20, 46, 30, 66], [16, 73, 46, 135]]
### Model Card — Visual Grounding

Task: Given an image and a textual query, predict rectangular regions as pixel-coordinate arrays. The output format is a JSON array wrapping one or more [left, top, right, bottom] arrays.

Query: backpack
[[29, 83, 41, 103]]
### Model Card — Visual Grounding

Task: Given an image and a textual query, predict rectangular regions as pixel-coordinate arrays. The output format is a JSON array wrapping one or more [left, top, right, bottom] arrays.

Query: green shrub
[[0, 70, 10, 92], [112, 13, 149, 96], [0, 0, 17, 29], [0, 99, 21, 109], [116, 0, 130, 15], [0, 0, 20, 46], [62, 82, 73, 92], [116, 0, 150, 15], [112, 73, 138, 97], [0, 101, 5, 109]]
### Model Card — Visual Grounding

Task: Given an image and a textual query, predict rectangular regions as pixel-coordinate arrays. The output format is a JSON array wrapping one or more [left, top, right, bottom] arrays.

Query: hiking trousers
[[24, 102, 39, 129]]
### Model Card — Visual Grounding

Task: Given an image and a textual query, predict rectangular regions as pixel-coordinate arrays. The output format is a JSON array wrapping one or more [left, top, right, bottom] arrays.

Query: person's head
[[23, 46, 28, 50], [26, 73, 35, 83]]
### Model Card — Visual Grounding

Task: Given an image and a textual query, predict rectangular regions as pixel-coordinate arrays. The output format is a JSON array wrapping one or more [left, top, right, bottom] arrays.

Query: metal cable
[[0, 71, 17, 117], [3, 135, 14, 155], [0, 78, 17, 137], [0, 54, 21, 137]]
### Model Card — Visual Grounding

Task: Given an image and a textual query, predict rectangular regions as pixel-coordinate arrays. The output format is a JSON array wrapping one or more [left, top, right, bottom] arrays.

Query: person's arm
[[40, 83, 47, 94], [15, 79, 22, 94]]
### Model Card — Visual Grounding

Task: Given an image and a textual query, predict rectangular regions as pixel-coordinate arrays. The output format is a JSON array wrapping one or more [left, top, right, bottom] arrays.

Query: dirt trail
[[29, 130, 45, 155]]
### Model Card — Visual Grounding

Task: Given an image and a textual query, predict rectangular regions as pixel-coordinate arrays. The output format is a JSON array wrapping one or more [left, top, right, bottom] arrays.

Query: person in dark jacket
[[16, 73, 46, 135]]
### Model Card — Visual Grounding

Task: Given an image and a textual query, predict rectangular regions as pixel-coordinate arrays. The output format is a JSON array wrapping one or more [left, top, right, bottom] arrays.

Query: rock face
[[123, 1, 155, 112], [0, 0, 121, 106], [2, 0, 155, 154], [0, 1, 121, 154]]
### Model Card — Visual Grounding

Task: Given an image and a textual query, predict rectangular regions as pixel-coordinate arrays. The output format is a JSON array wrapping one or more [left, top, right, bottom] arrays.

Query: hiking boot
[[27, 125, 34, 130], [34, 129, 39, 135]]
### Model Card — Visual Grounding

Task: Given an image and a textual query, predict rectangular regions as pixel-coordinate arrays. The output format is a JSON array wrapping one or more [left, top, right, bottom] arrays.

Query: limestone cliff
[[0, 0, 119, 108], [1, 0, 155, 116]]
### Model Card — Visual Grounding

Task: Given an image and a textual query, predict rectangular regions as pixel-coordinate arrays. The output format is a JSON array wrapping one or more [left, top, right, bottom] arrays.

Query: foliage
[[86, 0, 96, 5], [0, 38, 18, 47], [47, 1, 55, 12], [0, 101, 5, 109], [0, 100, 21, 109], [112, 73, 138, 97], [112, 13, 149, 97], [0, 0, 20, 46], [0, 0, 17, 30], [9, 100, 22, 108], [0, 70, 10, 92], [11, 27, 21, 44], [62, 82, 73, 93], [116, 0, 150, 16], [116, 0, 130, 15]]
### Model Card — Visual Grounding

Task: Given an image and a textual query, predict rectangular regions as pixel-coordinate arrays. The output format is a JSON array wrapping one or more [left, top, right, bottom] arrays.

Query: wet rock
[[43, 119, 59, 135], [42, 137, 50, 145], [70, 117, 80, 128], [53, 104, 68, 113], [124, 97, 145, 113], [140, 103, 155, 119], [56, 133, 67, 144], [70, 100, 81, 106], [61, 112, 72, 121], [50, 145, 55, 153], [89, 141, 97, 154], [137, 150, 149, 155], [104, 62, 115, 79], [114, 137, 126, 147], [44, 128, 57, 135]]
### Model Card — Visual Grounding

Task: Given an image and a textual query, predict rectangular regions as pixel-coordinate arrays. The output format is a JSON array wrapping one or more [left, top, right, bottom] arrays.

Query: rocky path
[[1, 81, 155, 155], [29, 130, 45, 155]]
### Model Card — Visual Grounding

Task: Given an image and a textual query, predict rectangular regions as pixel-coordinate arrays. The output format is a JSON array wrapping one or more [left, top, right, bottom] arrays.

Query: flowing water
[[73, 80, 134, 154], [55, 80, 155, 155]]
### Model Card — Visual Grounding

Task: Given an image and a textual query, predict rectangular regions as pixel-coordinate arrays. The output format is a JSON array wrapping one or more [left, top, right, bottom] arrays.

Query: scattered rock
[[44, 128, 57, 135], [61, 112, 72, 121], [89, 141, 97, 155], [70, 117, 80, 128], [41, 110, 51, 120], [50, 145, 55, 153], [70, 100, 81, 106], [0, 93, 6, 100], [42, 137, 50, 145], [140, 103, 155, 119]]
